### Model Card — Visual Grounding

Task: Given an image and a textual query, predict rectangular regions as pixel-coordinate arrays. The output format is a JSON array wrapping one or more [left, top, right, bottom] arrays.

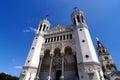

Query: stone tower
[[19, 18, 50, 80], [96, 37, 117, 80], [19, 9, 104, 80]]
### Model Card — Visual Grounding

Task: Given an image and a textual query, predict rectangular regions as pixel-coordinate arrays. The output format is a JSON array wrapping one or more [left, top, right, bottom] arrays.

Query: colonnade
[[35, 48, 69, 80]]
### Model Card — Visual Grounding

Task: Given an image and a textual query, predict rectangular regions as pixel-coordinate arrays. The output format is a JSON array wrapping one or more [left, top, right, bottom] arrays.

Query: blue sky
[[0, 0, 120, 77]]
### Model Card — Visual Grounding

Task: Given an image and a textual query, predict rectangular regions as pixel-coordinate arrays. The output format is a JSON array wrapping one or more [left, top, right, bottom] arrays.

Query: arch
[[44, 49, 50, 58], [73, 18, 76, 25], [39, 24, 42, 31], [54, 48, 61, 57], [65, 46, 72, 56], [43, 24, 46, 31], [64, 46, 76, 74], [81, 15, 84, 23], [106, 64, 111, 70], [77, 15, 80, 23], [110, 64, 117, 71], [115, 78, 120, 80]]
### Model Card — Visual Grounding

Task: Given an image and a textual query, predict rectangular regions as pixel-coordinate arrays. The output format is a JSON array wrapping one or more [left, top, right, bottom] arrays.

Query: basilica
[[19, 9, 120, 80]]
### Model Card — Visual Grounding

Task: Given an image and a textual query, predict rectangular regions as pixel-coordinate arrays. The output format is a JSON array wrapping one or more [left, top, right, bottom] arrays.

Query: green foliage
[[0, 73, 19, 80]]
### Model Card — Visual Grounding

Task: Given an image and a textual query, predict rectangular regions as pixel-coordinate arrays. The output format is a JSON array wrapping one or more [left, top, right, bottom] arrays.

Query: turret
[[36, 16, 50, 34], [96, 37, 117, 80], [19, 16, 50, 80], [71, 7, 86, 27], [72, 8, 104, 80]]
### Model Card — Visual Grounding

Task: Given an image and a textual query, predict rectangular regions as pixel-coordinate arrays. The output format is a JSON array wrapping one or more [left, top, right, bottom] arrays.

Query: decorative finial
[[96, 37, 99, 41], [74, 7, 78, 11], [45, 15, 49, 20]]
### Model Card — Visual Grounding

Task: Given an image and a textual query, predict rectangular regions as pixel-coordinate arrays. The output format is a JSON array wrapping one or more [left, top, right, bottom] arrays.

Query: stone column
[[60, 53, 64, 80], [35, 55, 44, 80], [98, 70, 102, 80], [47, 54, 53, 80]]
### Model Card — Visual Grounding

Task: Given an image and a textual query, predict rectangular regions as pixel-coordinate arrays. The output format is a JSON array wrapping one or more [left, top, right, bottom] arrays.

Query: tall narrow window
[[51, 37, 53, 42], [45, 38, 47, 43], [77, 16, 80, 22], [70, 34, 72, 39], [67, 34, 69, 39], [46, 27, 48, 30], [63, 35, 65, 40], [104, 56, 108, 60], [73, 18, 76, 25], [60, 36, 62, 40], [39, 25, 42, 31], [48, 38, 50, 43], [57, 36, 59, 41], [54, 37, 56, 42], [81, 15, 84, 23], [43, 24, 46, 31]]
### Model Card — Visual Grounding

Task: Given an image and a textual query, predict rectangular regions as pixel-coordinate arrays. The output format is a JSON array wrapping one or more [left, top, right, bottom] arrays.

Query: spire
[[96, 37, 109, 55], [96, 37, 99, 42], [96, 37, 101, 45], [45, 15, 49, 20], [96, 37, 104, 48]]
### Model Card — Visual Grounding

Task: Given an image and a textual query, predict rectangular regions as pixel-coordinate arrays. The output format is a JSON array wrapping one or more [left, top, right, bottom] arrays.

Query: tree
[[0, 72, 19, 80]]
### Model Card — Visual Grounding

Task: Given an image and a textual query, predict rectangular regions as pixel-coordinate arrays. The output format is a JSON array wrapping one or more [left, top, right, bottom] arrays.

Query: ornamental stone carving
[[86, 66, 95, 74], [44, 25, 73, 35]]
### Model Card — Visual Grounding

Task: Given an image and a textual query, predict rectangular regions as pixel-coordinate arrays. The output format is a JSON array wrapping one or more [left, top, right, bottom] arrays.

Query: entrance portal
[[56, 70, 61, 80]]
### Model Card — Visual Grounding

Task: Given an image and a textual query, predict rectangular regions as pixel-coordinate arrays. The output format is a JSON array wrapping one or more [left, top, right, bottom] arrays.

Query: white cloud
[[3, 72, 9, 74], [30, 27, 37, 32], [23, 27, 37, 33], [15, 66, 22, 69], [23, 29, 30, 32]]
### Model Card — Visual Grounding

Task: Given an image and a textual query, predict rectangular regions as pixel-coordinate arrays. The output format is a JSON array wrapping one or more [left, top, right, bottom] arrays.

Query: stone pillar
[[98, 70, 102, 80], [60, 52, 64, 80], [35, 55, 44, 80], [47, 54, 53, 80]]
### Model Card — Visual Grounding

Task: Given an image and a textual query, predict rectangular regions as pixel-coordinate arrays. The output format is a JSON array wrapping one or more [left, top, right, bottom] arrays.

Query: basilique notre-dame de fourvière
[[19, 8, 120, 80]]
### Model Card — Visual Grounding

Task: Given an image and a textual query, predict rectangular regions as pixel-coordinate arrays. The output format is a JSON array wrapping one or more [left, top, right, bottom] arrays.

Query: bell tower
[[96, 37, 117, 80], [71, 7, 86, 27], [36, 16, 50, 34], [19, 17, 50, 80], [72, 8, 104, 80]]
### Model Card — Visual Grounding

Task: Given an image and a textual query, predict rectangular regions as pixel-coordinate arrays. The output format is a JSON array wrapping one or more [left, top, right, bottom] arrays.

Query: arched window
[[81, 15, 84, 23], [63, 35, 65, 40], [39, 25, 42, 31], [51, 37, 53, 42], [48, 38, 50, 43], [45, 38, 47, 43], [115, 78, 120, 80], [110, 64, 117, 71], [106, 64, 111, 70], [73, 18, 76, 25], [57, 36, 59, 41], [46, 27, 48, 30], [102, 66, 105, 72], [70, 34, 72, 39], [54, 48, 60, 57], [60, 35, 62, 40], [65, 46, 72, 56], [43, 24, 46, 31], [54, 37, 56, 42], [77, 15, 80, 22], [44, 49, 50, 58], [66, 34, 69, 39]]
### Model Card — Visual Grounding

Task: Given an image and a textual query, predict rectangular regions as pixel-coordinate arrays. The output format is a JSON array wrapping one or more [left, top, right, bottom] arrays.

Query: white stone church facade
[[19, 9, 104, 80]]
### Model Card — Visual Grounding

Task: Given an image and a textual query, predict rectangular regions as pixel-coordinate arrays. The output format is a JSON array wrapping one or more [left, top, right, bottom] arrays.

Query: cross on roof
[[45, 15, 49, 20], [74, 7, 78, 11]]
